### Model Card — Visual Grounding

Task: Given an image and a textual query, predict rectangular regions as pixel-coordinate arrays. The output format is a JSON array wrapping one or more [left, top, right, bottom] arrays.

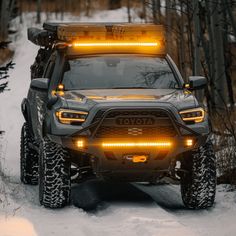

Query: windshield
[[62, 55, 179, 90]]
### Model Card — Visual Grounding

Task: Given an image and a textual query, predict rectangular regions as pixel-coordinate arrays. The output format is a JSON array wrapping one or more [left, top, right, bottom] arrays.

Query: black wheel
[[20, 122, 39, 185], [180, 140, 216, 209], [39, 137, 71, 208]]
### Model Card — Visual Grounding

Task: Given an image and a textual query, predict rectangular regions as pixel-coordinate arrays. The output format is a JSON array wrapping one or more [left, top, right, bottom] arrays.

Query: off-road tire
[[180, 140, 216, 209], [20, 122, 39, 185], [39, 137, 71, 208]]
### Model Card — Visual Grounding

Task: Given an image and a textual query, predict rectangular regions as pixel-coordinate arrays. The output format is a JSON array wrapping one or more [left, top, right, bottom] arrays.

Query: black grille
[[106, 110, 168, 118], [92, 109, 168, 122], [93, 109, 177, 138]]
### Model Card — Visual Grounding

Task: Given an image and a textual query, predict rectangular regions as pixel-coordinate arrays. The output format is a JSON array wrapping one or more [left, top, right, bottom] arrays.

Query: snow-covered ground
[[0, 9, 236, 236]]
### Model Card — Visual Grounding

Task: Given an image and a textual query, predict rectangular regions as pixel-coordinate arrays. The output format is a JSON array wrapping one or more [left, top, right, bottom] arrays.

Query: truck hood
[[62, 89, 198, 110]]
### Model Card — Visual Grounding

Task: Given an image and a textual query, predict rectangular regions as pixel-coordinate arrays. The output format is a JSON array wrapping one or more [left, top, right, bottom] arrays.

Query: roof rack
[[28, 23, 166, 55]]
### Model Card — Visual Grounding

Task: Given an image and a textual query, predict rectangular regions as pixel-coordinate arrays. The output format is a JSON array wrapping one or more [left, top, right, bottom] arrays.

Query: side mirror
[[185, 76, 207, 90], [30, 78, 49, 90]]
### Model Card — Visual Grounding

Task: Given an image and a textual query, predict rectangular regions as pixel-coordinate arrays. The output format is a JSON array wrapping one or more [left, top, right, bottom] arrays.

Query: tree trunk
[[166, 0, 171, 53], [152, 0, 157, 24], [127, 0, 131, 23], [224, 0, 236, 38], [141, 0, 147, 23], [193, 0, 204, 102], [0, 0, 10, 40], [210, 0, 227, 109], [156, 0, 161, 23], [193, 0, 201, 76], [178, 1, 186, 79], [222, 0, 235, 107], [36, 0, 41, 24], [60, 0, 66, 21], [19, 0, 23, 24], [186, 1, 194, 75], [85, 0, 91, 17]]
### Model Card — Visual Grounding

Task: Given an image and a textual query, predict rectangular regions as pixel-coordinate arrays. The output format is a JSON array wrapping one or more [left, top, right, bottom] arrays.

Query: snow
[[0, 9, 236, 236]]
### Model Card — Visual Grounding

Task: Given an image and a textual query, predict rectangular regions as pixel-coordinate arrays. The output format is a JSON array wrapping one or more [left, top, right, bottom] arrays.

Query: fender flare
[[21, 98, 34, 136], [42, 115, 51, 138]]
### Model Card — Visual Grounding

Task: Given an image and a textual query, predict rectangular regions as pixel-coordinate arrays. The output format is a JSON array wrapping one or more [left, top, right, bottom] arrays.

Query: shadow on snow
[[71, 180, 188, 212]]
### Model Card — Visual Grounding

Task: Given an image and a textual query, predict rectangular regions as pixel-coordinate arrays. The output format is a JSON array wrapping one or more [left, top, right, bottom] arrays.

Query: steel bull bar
[[69, 107, 202, 138]]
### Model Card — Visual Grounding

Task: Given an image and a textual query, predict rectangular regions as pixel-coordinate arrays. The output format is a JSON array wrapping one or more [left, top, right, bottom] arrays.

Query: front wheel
[[180, 140, 216, 209], [39, 137, 71, 208]]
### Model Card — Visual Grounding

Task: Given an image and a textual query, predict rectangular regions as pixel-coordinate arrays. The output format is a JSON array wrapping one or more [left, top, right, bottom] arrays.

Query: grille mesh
[[93, 109, 177, 138], [105, 110, 168, 118], [95, 126, 176, 138]]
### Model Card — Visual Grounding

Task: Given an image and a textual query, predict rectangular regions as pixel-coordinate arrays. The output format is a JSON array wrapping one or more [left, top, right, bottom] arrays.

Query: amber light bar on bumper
[[102, 141, 172, 148], [179, 108, 205, 123]]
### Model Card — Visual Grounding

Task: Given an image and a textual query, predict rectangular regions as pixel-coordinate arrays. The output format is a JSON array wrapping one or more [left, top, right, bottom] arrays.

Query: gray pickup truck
[[20, 23, 216, 209]]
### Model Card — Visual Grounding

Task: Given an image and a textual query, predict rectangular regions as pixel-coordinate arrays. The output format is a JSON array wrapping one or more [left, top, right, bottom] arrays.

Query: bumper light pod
[[185, 139, 194, 147], [76, 139, 84, 148]]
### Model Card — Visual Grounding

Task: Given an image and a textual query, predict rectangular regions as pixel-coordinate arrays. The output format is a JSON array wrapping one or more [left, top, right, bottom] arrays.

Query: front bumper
[[47, 104, 209, 181], [49, 134, 207, 181]]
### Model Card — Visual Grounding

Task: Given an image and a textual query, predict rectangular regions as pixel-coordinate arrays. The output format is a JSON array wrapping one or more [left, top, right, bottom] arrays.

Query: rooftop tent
[[28, 23, 166, 55]]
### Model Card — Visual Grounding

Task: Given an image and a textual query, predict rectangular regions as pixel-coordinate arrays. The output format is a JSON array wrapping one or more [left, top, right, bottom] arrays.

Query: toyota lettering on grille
[[116, 117, 155, 126]]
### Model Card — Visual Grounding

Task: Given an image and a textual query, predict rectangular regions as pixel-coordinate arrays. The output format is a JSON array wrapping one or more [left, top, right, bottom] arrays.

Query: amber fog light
[[185, 139, 194, 147], [76, 140, 84, 148], [75, 139, 87, 149]]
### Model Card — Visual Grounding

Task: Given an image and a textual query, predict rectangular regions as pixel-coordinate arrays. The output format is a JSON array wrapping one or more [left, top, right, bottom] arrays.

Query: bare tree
[[210, 0, 227, 109], [165, 0, 171, 53], [152, 0, 157, 24], [178, 1, 186, 78], [224, 0, 236, 38], [141, 0, 147, 23], [0, 0, 18, 39], [0, 0, 10, 40], [127, 0, 131, 23], [222, 0, 235, 107], [156, 0, 161, 23], [0, 41, 14, 93], [36, 0, 41, 24], [193, 0, 204, 102], [85, 0, 91, 17]]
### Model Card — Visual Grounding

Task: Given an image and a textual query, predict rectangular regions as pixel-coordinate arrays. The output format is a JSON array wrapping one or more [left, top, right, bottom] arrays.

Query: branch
[[0, 82, 8, 93]]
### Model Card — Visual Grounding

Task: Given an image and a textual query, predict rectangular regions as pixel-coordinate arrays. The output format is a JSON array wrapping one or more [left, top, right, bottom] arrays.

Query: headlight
[[55, 109, 88, 125], [179, 108, 205, 123]]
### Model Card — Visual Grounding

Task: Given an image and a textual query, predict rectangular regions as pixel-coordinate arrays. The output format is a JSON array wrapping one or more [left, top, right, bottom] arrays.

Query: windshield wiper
[[111, 86, 152, 89]]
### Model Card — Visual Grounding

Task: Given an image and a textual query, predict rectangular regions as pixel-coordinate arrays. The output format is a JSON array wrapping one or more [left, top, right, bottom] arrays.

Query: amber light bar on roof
[[72, 42, 160, 47], [102, 141, 172, 148]]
